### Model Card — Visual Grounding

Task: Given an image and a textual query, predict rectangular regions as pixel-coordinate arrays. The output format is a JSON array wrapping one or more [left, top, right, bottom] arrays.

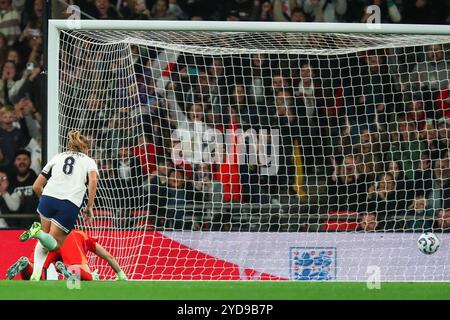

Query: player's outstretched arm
[[94, 243, 128, 280]]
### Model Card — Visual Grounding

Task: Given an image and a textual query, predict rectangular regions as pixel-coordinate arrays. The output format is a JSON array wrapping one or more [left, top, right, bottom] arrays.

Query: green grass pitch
[[0, 281, 449, 300]]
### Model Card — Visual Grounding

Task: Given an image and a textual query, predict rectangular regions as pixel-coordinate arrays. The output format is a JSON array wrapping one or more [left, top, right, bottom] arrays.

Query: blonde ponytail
[[67, 130, 89, 153]]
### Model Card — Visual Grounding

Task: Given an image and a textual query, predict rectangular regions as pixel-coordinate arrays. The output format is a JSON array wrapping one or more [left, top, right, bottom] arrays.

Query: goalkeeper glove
[[116, 270, 128, 281], [91, 269, 100, 281]]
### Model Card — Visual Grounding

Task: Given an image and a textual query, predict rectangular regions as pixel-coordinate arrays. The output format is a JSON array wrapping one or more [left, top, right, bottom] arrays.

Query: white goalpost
[[48, 20, 450, 281]]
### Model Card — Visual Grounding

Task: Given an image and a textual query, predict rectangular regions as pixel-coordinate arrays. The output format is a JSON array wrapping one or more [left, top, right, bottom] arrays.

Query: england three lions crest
[[290, 247, 337, 281]]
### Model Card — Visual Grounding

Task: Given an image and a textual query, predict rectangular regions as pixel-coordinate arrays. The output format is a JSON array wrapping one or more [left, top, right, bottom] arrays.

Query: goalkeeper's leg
[[6, 257, 32, 280], [57, 263, 95, 281], [68, 265, 95, 281]]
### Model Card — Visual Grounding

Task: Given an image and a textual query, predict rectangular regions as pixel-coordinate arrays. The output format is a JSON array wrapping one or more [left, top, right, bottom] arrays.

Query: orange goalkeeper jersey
[[60, 230, 97, 266], [30, 230, 97, 267]]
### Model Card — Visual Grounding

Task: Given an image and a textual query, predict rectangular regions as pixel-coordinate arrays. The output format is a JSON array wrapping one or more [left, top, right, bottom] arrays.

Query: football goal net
[[48, 20, 450, 281]]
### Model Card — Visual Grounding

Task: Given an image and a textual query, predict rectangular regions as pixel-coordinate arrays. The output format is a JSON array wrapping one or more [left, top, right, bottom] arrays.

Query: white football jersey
[[41, 151, 99, 207]]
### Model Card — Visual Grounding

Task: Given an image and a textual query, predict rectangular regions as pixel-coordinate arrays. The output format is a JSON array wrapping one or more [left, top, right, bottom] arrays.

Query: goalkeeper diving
[[6, 229, 127, 281]]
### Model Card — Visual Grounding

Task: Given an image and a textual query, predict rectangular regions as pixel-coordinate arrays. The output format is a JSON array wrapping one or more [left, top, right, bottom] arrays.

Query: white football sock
[[31, 242, 49, 280]]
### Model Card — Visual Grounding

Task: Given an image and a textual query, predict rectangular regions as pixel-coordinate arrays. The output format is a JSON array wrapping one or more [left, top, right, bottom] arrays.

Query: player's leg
[[28, 216, 57, 281], [55, 261, 75, 279], [21, 262, 33, 280], [30, 223, 68, 281], [6, 257, 31, 280], [29, 198, 78, 280], [21, 200, 58, 277], [56, 263, 95, 281]]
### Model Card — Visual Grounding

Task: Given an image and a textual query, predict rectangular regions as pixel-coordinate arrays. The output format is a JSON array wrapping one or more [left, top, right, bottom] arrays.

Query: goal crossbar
[[47, 20, 450, 160]]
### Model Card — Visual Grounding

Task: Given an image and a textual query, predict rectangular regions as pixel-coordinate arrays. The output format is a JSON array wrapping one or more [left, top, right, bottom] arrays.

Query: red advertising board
[[0, 230, 284, 280]]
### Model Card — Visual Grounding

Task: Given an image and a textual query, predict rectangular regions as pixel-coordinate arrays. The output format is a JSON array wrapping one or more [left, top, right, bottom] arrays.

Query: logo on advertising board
[[290, 247, 337, 280]]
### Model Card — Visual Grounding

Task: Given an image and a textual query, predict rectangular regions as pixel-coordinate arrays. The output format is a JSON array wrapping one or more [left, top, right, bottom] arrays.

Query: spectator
[[437, 117, 450, 153], [192, 162, 222, 229], [94, 159, 124, 211], [354, 128, 385, 183], [20, 0, 42, 42], [412, 151, 433, 196], [81, 92, 110, 132], [6, 149, 38, 227], [366, 172, 406, 231], [270, 0, 305, 22], [113, 0, 132, 19], [436, 84, 450, 119], [0, 0, 21, 45], [327, 154, 367, 213], [294, 62, 326, 175], [230, 82, 258, 128], [290, 6, 307, 22], [346, 51, 398, 138], [436, 199, 450, 232], [0, 168, 20, 227], [295, 62, 317, 127], [4, 47, 23, 73], [157, 168, 194, 229], [138, 77, 158, 116], [91, 0, 121, 19], [223, 0, 258, 21], [403, 192, 435, 232], [257, 0, 274, 21], [385, 159, 411, 198], [167, 0, 189, 20], [0, 105, 28, 163], [303, 0, 347, 23], [23, 29, 43, 71], [151, 0, 177, 20], [419, 119, 440, 160], [133, 132, 159, 178], [193, 162, 217, 202], [243, 53, 271, 109], [172, 102, 211, 167], [410, 44, 449, 99], [0, 60, 20, 105], [427, 155, 450, 212], [390, 116, 426, 181], [113, 142, 142, 182], [271, 70, 290, 97], [206, 56, 230, 109], [270, 89, 299, 196], [149, 157, 172, 227], [357, 212, 378, 232], [24, 134, 40, 175], [226, 10, 241, 21], [406, 98, 428, 131], [213, 105, 243, 204], [127, 0, 152, 19], [14, 96, 40, 141]]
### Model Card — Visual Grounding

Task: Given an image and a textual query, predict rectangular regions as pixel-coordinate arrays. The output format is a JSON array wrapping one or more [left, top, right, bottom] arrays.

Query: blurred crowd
[[55, 0, 449, 24], [0, 0, 449, 233]]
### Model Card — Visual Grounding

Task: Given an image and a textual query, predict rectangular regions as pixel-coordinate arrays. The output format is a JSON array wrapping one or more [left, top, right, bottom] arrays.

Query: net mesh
[[57, 28, 450, 280]]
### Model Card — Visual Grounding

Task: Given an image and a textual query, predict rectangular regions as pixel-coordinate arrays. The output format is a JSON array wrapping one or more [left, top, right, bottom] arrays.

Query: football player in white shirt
[[19, 131, 99, 281]]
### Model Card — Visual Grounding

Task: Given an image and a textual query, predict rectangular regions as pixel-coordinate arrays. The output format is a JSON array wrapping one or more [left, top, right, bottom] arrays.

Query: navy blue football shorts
[[37, 195, 80, 234]]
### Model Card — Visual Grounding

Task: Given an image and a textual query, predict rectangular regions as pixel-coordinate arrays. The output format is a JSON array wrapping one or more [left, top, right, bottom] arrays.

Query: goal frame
[[47, 20, 450, 161], [46, 20, 450, 281]]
